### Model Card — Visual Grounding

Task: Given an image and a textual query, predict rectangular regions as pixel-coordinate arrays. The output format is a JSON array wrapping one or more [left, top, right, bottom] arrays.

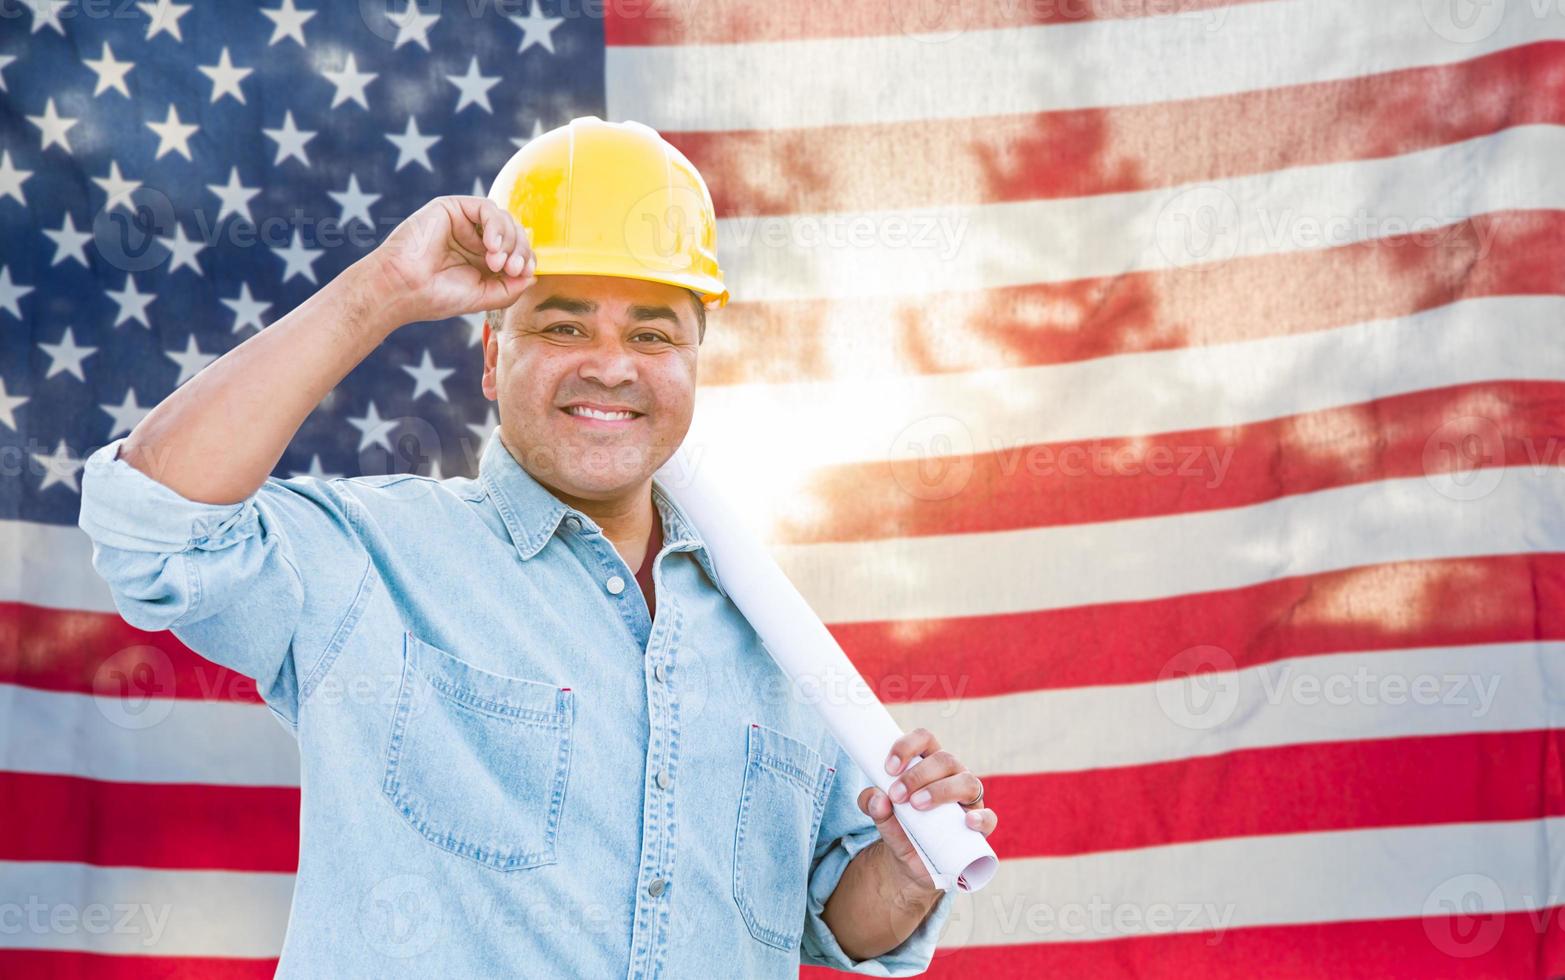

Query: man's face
[[481, 274, 701, 500]]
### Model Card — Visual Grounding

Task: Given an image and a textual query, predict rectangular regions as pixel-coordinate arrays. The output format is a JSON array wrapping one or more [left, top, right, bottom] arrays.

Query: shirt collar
[[477, 426, 727, 598]]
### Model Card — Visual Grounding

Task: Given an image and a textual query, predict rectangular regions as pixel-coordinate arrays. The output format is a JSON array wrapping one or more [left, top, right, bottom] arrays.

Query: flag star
[[33, 440, 85, 494], [222, 282, 271, 332], [329, 173, 380, 227], [386, 116, 439, 172], [290, 453, 343, 481], [463, 311, 486, 347], [263, 109, 316, 166], [146, 103, 200, 161], [467, 404, 497, 444], [0, 266, 35, 318], [43, 214, 93, 267], [165, 334, 218, 386], [27, 0, 69, 35], [273, 227, 322, 284], [510, 0, 563, 53], [27, 98, 79, 154], [447, 56, 498, 113], [348, 401, 397, 453], [207, 166, 259, 222], [85, 43, 135, 97], [0, 376, 27, 431], [199, 47, 253, 104], [424, 455, 445, 479], [322, 53, 377, 110], [139, 0, 191, 40], [510, 118, 545, 149], [401, 348, 456, 401], [0, 54, 13, 93], [107, 275, 155, 328], [470, 176, 484, 196], [39, 326, 98, 382], [261, 0, 315, 46], [100, 387, 153, 438], [0, 150, 34, 206], [160, 222, 206, 275], [93, 160, 141, 213], [387, 1, 439, 51]]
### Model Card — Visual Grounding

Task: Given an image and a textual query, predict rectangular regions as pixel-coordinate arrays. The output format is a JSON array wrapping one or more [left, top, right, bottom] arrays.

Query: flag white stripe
[[948, 817, 1565, 947], [777, 467, 1565, 624], [890, 642, 1562, 776], [0, 684, 300, 788], [606, 0, 1565, 131], [705, 125, 1565, 302], [0, 861, 293, 958], [6, 818, 1560, 955], [684, 294, 1565, 476], [5, 642, 1553, 789]]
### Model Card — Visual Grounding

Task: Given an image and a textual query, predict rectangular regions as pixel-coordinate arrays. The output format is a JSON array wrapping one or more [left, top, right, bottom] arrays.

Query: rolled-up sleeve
[[800, 739, 954, 976], [77, 437, 374, 726]]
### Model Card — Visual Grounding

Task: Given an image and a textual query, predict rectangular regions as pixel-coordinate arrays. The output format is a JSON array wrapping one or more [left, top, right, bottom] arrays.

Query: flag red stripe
[[842, 553, 1565, 701], [806, 907, 1565, 980], [778, 380, 1565, 545], [989, 730, 1565, 858], [670, 43, 1565, 218], [698, 209, 1565, 388], [604, 0, 1266, 46], [0, 772, 299, 873], [0, 952, 277, 980], [0, 603, 263, 703]]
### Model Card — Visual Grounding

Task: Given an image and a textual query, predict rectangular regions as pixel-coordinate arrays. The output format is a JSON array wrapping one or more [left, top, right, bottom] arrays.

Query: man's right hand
[[366, 195, 537, 327]]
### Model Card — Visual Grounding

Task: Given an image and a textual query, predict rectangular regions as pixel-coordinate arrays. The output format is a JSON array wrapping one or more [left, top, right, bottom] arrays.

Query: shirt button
[[565, 516, 581, 531], [653, 662, 667, 683], [647, 878, 667, 898], [606, 575, 626, 595], [656, 768, 671, 790]]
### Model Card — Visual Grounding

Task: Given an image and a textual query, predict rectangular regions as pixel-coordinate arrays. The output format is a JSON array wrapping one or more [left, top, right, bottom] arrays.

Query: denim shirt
[[76, 426, 951, 978]]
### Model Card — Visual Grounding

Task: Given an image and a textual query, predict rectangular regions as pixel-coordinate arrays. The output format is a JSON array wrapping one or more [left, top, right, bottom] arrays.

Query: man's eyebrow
[[532, 295, 684, 327]]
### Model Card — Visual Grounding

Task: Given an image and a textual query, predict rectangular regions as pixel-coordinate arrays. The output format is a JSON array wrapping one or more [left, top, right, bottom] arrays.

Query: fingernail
[[885, 753, 901, 774], [889, 781, 906, 803], [966, 811, 980, 828], [911, 789, 931, 808]]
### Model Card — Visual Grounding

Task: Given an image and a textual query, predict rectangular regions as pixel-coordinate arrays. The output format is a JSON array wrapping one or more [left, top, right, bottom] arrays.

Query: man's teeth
[[566, 406, 637, 420]]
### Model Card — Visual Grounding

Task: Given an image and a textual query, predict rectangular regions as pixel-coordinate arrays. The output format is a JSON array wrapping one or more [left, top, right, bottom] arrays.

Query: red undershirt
[[633, 511, 663, 621]]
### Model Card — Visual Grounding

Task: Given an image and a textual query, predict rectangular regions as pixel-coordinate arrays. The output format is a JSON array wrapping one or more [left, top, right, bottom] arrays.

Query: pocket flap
[[404, 631, 570, 725], [747, 722, 829, 790]]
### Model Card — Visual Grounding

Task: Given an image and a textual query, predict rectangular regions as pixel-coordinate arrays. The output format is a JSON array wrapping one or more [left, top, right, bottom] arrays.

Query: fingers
[[963, 807, 997, 836], [885, 727, 941, 777], [888, 751, 972, 809], [450, 196, 529, 277]]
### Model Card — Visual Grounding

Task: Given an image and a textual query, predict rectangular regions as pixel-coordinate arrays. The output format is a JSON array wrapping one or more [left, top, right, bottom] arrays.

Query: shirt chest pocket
[[732, 722, 835, 951], [382, 631, 575, 871]]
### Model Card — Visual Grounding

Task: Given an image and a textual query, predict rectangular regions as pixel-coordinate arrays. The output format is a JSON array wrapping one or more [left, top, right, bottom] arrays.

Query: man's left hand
[[855, 727, 996, 894]]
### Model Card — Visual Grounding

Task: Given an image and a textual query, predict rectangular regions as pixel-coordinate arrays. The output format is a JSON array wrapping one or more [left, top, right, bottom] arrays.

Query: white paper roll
[[656, 447, 999, 894]]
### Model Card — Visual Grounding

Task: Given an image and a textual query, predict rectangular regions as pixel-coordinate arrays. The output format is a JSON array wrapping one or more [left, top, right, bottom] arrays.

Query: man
[[77, 117, 996, 976]]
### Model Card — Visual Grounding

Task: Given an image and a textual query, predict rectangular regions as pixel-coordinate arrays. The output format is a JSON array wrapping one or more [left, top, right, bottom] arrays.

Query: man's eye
[[634, 332, 668, 343], [545, 324, 582, 335]]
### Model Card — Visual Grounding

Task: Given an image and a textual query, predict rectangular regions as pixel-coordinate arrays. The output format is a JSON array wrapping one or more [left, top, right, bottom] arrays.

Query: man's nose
[[575, 335, 638, 387]]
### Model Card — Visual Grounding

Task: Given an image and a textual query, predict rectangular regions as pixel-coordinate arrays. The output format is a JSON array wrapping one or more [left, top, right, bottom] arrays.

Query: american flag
[[4, 0, 1565, 976]]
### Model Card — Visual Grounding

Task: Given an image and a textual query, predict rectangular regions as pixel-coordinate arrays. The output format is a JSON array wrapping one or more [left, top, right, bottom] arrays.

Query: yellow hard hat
[[487, 116, 729, 310]]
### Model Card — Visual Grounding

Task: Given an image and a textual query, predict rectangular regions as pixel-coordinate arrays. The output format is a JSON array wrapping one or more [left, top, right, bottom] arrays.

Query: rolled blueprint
[[655, 446, 999, 894]]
